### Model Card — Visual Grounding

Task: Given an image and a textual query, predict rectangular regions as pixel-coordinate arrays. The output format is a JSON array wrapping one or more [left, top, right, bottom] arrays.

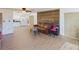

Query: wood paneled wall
[[0, 13, 2, 24], [37, 9, 59, 23]]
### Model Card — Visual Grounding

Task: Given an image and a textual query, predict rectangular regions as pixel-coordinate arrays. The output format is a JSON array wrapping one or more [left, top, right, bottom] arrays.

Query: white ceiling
[[32, 8, 58, 12], [9, 8, 58, 12]]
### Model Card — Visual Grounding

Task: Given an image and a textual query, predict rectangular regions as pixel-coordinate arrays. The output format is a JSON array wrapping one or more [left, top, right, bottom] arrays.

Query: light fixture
[[22, 8, 31, 12], [22, 8, 26, 11], [22, 8, 31, 15]]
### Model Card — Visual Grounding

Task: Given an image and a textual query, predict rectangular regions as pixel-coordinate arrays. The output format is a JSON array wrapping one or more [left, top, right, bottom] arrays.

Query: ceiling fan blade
[[22, 8, 32, 12], [26, 10, 31, 12]]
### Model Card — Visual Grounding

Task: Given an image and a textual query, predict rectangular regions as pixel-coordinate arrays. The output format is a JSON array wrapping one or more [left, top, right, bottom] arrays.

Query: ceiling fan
[[22, 8, 32, 12]]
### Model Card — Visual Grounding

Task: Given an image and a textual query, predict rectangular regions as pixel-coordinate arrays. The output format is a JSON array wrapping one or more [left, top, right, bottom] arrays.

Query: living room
[[0, 8, 79, 50]]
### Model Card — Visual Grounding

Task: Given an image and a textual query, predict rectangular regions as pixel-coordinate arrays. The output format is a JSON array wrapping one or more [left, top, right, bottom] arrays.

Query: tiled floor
[[2, 26, 79, 50]]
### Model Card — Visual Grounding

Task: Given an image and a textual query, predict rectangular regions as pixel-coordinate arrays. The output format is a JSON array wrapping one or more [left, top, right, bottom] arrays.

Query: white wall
[[0, 9, 13, 35], [60, 8, 79, 35], [60, 9, 64, 35], [64, 13, 79, 40]]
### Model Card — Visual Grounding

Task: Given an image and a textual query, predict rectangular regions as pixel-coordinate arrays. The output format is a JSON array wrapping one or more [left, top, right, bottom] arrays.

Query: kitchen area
[[13, 11, 29, 27]]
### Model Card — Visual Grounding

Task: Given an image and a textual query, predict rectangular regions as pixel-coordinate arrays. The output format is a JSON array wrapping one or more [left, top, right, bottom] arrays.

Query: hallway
[[2, 26, 79, 50]]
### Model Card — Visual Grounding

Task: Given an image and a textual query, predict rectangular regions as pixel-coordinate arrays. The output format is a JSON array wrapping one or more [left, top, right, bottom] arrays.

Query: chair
[[32, 25, 39, 35], [49, 24, 59, 36]]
